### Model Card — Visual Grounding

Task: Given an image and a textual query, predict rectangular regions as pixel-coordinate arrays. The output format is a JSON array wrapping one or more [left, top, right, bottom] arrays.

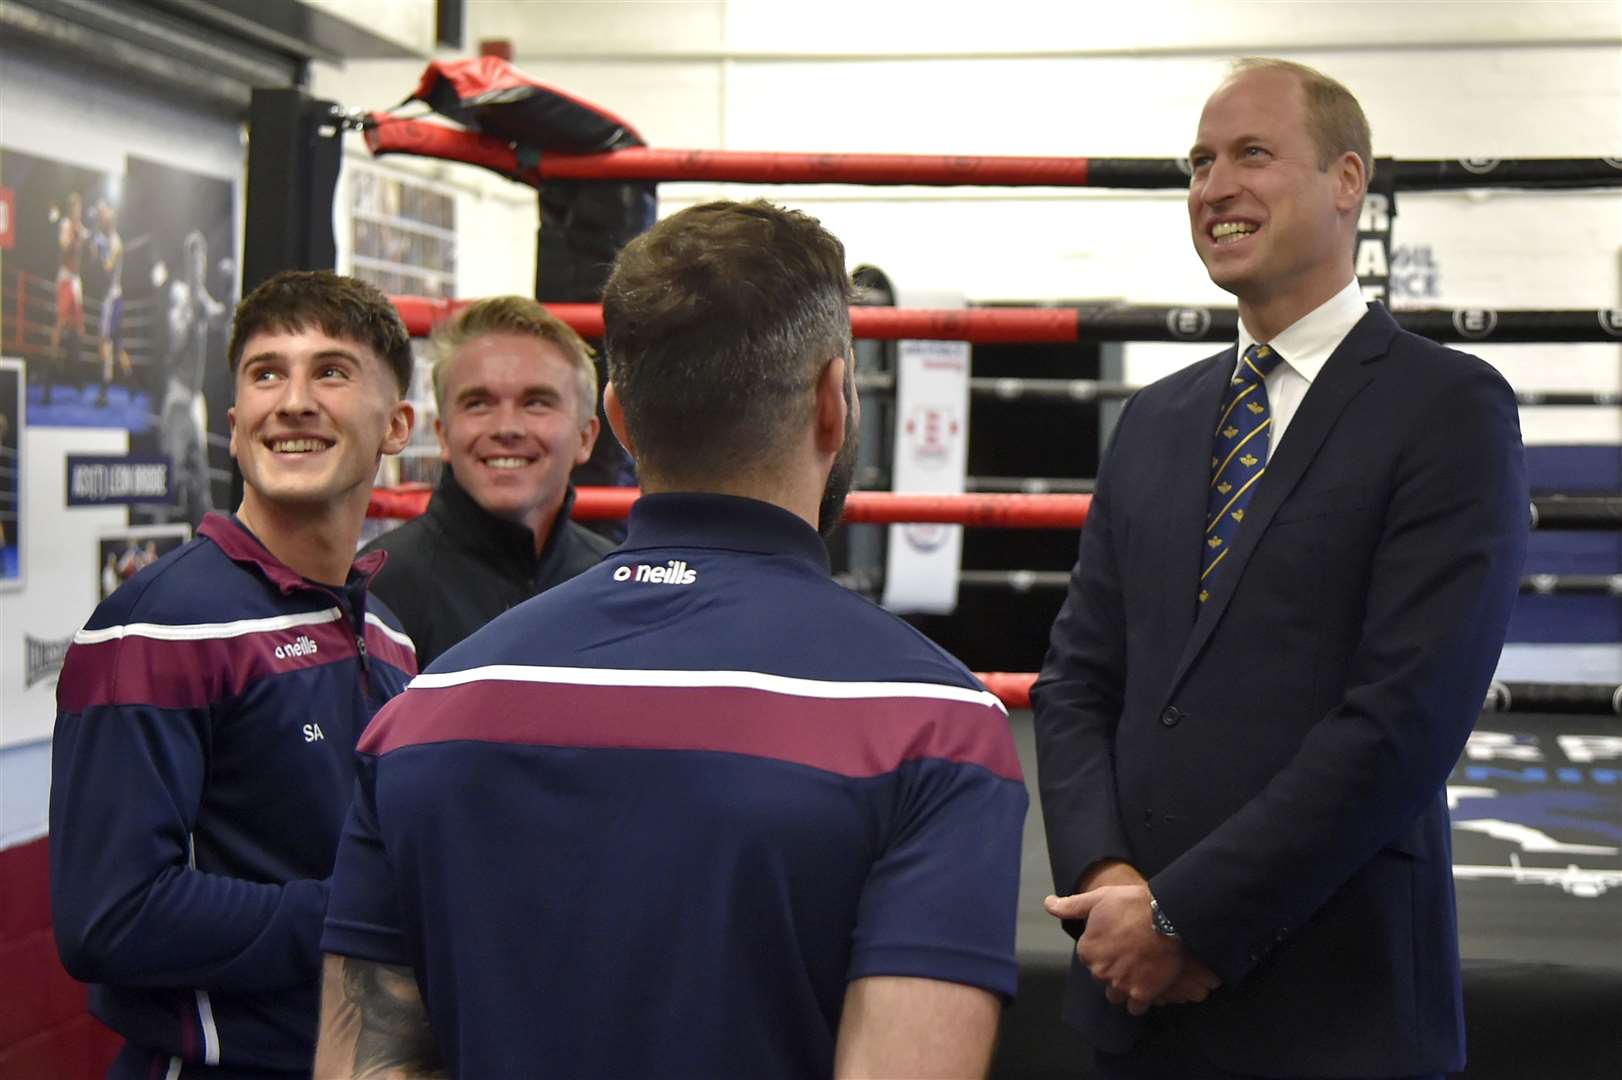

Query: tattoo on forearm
[[341, 958, 446, 1077]]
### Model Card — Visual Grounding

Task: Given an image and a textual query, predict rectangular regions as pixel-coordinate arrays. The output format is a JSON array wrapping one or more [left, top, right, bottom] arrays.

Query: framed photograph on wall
[[0, 357, 22, 591], [96, 522, 190, 602], [0, 148, 123, 427]]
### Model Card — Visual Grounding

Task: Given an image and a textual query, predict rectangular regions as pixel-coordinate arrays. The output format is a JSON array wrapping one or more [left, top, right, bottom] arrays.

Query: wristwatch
[[1148, 895, 1179, 939]]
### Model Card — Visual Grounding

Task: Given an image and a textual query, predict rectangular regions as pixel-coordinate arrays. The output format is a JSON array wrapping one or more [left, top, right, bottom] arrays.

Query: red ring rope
[[977, 672, 1037, 710], [392, 296, 603, 338], [369, 486, 1092, 529], [363, 117, 1622, 194], [390, 295, 1079, 344], [842, 492, 1090, 528], [366, 115, 1090, 187]]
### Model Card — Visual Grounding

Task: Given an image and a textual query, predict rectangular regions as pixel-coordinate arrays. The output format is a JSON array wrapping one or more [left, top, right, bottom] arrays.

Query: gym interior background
[[0, 1, 1617, 1076]]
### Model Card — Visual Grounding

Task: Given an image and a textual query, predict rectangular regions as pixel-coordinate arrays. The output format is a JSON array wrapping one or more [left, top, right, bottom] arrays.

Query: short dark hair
[[228, 270, 414, 395], [602, 200, 851, 485]]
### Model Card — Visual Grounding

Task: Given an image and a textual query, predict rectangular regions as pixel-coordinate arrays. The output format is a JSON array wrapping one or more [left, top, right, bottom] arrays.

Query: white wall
[[308, 0, 438, 55], [469, 0, 1619, 57]]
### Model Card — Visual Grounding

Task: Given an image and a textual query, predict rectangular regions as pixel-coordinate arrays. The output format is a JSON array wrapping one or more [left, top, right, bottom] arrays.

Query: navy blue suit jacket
[[1032, 303, 1528, 1076]]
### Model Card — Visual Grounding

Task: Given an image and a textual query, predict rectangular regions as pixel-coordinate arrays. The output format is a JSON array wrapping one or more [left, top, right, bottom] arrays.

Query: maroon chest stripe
[[360, 680, 1023, 781], [59, 619, 362, 712], [362, 619, 418, 677]]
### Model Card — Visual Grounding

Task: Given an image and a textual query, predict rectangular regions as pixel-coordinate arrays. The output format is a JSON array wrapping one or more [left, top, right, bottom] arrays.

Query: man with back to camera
[[1033, 59, 1527, 1079], [362, 295, 614, 667], [51, 271, 421, 1079], [313, 199, 1028, 1079]]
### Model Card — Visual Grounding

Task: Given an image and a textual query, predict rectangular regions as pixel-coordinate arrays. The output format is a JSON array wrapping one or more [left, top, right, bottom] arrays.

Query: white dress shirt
[[1234, 278, 1369, 454]]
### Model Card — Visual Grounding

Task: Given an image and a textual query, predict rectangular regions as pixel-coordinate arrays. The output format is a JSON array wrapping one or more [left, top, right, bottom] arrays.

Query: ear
[[1334, 150, 1367, 214], [226, 405, 237, 459], [381, 400, 415, 457], [813, 354, 850, 456], [603, 382, 637, 463], [575, 413, 601, 467], [434, 414, 450, 463]]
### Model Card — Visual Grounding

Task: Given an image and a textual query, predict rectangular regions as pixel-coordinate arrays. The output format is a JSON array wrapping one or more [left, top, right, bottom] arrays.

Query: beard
[[817, 375, 859, 538]]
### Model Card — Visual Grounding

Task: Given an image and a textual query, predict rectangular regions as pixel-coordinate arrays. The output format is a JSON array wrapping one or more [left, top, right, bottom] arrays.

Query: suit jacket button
[[1161, 707, 1181, 727]]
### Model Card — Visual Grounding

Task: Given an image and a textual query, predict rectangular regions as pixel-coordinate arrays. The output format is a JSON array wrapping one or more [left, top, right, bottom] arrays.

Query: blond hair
[[429, 296, 598, 420]]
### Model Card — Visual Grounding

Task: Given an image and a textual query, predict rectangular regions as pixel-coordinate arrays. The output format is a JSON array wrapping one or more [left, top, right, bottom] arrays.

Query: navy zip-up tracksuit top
[[50, 514, 416, 1077]]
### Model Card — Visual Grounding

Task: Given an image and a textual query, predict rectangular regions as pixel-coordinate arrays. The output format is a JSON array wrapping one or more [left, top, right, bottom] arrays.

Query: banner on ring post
[[883, 289, 969, 614]]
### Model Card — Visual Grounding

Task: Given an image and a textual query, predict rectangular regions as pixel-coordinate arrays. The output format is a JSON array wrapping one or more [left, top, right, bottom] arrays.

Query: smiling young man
[[51, 270, 420, 1079], [1034, 60, 1526, 1079], [362, 296, 614, 667]]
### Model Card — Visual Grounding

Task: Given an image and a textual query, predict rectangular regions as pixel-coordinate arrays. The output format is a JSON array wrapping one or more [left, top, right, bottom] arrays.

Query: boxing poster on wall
[[121, 156, 236, 528], [0, 148, 132, 427], [97, 522, 189, 601], [0, 358, 22, 590]]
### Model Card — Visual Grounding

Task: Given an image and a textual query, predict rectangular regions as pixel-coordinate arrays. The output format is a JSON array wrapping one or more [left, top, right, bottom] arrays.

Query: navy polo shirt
[[323, 493, 1027, 1077]]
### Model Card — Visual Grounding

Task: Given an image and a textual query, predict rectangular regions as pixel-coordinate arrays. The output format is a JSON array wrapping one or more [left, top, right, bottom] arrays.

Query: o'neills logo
[[613, 560, 698, 586], [274, 634, 319, 660], [25, 633, 74, 689]]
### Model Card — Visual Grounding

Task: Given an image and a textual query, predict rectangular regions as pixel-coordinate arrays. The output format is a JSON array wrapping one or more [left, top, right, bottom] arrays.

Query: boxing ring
[[325, 61, 1622, 1078]]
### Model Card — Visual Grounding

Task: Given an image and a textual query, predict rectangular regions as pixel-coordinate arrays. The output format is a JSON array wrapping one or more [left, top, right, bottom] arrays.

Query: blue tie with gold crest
[[1201, 343, 1284, 603]]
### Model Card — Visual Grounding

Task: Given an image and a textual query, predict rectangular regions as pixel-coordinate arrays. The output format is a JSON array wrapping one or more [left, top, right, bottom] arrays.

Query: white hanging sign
[[882, 289, 969, 614]]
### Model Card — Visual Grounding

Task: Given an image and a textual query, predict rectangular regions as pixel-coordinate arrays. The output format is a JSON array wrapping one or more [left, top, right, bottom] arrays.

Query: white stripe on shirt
[[74, 607, 343, 646], [365, 612, 416, 653], [195, 989, 220, 1065], [181, 836, 221, 1065], [410, 664, 1007, 714]]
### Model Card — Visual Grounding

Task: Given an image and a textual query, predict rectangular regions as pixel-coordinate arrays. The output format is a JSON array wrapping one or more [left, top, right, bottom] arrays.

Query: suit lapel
[[1155, 351, 1237, 653], [1164, 305, 1399, 702]]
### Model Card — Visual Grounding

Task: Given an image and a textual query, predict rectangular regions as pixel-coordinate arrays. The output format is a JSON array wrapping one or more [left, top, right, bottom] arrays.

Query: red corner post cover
[[410, 56, 645, 152]]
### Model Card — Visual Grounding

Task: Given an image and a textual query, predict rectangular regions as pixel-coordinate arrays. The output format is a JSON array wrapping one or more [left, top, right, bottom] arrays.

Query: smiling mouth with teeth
[[1211, 221, 1259, 244], [270, 438, 330, 453], [483, 457, 533, 470]]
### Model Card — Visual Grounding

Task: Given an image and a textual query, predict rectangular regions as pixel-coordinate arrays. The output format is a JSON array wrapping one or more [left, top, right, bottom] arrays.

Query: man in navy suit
[[1034, 58, 1527, 1079]]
